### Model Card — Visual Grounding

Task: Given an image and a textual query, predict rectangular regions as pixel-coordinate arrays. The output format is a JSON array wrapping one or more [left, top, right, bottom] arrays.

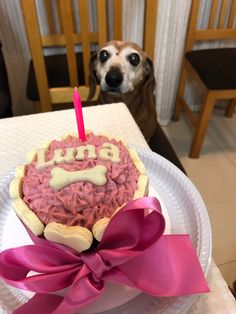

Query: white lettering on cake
[[75, 145, 96, 160], [35, 143, 120, 169], [99, 143, 121, 162], [36, 148, 55, 169], [54, 148, 76, 164], [49, 165, 107, 190]]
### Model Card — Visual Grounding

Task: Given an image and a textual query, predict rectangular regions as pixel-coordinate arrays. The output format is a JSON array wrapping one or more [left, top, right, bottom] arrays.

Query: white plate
[[0, 149, 212, 314]]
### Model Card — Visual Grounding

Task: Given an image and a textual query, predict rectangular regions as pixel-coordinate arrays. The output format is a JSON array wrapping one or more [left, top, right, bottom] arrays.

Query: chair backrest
[[185, 0, 236, 52], [20, 0, 158, 112]]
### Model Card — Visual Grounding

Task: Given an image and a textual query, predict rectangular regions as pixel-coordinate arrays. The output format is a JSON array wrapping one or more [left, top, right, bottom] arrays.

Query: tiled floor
[[162, 108, 236, 289]]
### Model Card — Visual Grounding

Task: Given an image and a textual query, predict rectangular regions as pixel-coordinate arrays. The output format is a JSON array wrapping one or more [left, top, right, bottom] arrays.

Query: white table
[[0, 103, 235, 313]]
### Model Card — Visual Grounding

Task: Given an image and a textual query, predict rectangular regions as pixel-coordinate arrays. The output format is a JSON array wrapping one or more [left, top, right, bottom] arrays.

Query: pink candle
[[73, 87, 86, 142]]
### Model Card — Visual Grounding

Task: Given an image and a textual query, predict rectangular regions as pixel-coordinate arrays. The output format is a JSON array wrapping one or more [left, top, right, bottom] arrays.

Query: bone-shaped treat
[[50, 165, 107, 190]]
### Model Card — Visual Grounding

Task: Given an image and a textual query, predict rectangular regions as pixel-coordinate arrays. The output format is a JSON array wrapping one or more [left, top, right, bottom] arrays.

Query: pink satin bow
[[0, 197, 209, 314]]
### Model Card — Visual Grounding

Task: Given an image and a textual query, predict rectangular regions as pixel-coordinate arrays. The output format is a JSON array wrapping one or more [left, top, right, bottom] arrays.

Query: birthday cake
[[9, 131, 148, 252], [1, 131, 210, 314]]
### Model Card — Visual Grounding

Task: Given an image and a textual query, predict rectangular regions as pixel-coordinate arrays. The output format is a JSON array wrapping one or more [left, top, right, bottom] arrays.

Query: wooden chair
[[20, 0, 158, 113], [173, 0, 236, 158]]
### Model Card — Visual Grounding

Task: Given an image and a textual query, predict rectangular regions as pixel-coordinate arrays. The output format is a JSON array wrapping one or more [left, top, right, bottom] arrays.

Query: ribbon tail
[[116, 235, 210, 296], [53, 265, 105, 314], [13, 294, 63, 314]]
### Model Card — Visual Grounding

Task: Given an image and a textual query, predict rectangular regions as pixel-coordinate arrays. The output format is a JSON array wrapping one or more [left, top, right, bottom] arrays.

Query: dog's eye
[[128, 53, 140, 66], [99, 50, 110, 63]]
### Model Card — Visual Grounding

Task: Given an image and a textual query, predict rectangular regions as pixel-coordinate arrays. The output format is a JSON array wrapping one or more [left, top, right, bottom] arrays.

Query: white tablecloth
[[0, 103, 235, 313]]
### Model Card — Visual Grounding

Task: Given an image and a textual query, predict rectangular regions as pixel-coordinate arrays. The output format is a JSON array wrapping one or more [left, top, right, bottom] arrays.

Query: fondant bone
[[50, 165, 107, 190]]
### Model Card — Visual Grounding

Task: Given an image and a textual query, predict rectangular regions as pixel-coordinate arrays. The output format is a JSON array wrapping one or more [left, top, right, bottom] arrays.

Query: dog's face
[[92, 41, 152, 94]]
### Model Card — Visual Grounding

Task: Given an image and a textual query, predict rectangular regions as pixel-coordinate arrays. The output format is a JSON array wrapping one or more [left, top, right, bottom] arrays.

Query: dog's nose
[[105, 67, 123, 88]]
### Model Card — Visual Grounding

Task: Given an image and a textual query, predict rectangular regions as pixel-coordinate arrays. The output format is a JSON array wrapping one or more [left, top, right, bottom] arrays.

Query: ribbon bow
[[0, 197, 209, 314]]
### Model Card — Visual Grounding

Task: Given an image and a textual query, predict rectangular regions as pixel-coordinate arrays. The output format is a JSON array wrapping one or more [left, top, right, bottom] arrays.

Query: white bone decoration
[[50, 165, 108, 190]]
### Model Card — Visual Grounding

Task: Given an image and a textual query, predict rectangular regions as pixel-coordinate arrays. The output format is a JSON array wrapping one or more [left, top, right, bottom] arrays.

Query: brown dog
[[88, 41, 158, 142]]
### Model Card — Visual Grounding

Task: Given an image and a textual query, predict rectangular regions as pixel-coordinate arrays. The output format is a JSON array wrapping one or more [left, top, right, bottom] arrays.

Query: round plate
[[0, 149, 212, 314]]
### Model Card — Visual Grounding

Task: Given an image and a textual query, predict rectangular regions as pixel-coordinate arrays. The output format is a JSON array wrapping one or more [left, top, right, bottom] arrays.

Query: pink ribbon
[[0, 197, 209, 314]]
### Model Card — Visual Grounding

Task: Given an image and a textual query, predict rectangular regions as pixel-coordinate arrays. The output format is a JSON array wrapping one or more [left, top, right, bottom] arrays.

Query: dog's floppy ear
[[143, 57, 156, 98], [144, 57, 155, 82], [87, 52, 98, 100]]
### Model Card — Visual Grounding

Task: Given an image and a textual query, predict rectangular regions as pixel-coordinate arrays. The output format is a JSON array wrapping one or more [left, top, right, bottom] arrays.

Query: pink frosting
[[22, 133, 139, 229]]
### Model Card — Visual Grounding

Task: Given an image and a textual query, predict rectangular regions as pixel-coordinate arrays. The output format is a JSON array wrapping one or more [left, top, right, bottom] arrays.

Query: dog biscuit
[[133, 174, 149, 199], [41, 140, 52, 149], [12, 198, 45, 236], [92, 217, 110, 241], [61, 133, 78, 140], [15, 164, 26, 178], [44, 222, 93, 252], [128, 149, 146, 174], [26, 150, 37, 163], [9, 178, 23, 199]]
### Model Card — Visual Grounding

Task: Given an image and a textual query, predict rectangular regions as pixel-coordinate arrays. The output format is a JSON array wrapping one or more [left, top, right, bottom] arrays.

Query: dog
[[88, 40, 158, 142]]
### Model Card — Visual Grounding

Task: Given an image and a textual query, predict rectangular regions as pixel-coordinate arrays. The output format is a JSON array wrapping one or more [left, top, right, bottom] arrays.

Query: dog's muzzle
[[105, 67, 123, 91]]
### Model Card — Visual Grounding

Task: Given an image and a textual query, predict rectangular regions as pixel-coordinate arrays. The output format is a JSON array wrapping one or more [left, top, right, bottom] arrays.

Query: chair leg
[[173, 63, 187, 121], [33, 101, 41, 113], [173, 93, 182, 121], [189, 92, 216, 158], [225, 99, 236, 118]]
